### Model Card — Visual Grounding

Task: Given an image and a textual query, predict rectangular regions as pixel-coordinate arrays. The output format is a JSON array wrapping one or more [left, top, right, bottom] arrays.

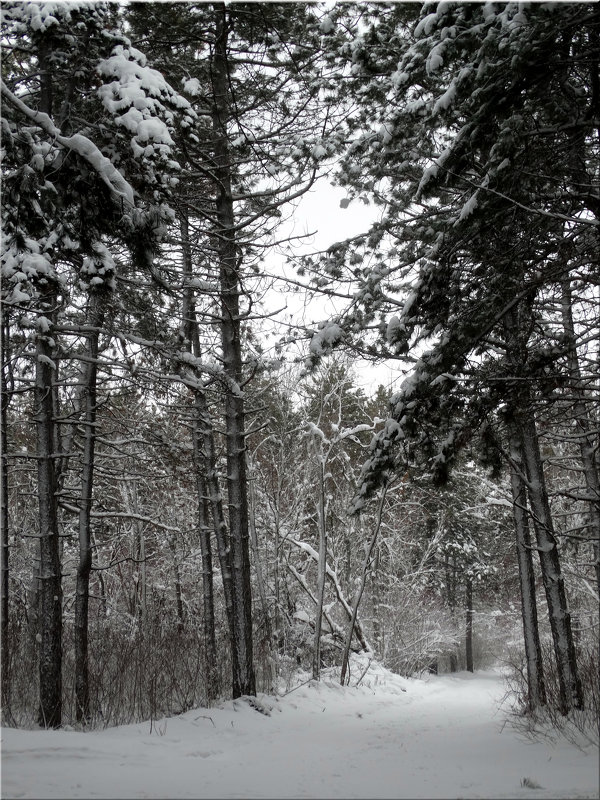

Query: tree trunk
[[35, 43, 62, 729], [465, 577, 474, 673], [313, 461, 328, 681], [560, 279, 600, 597], [247, 454, 275, 690], [192, 397, 221, 704], [290, 535, 372, 653], [561, 278, 600, 709], [180, 211, 221, 702], [167, 535, 185, 634], [197, 391, 236, 641], [371, 546, 384, 660], [35, 294, 62, 728], [1, 312, 12, 716], [520, 411, 584, 713], [340, 486, 386, 685], [444, 546, 458, 673], [74, 292, 103, 723], [507, 419, 547, 710], [212, 3, 255, 698]]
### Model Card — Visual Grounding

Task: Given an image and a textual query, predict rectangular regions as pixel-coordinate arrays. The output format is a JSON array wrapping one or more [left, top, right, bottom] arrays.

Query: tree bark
[[197, 392, 236, 641], [74, 291, 103, 723], [1, 312, 12, 716], [502, 304, 581, 712], [167, 535, 185, 634], [211, 3, 255, 698], [521, 411, 584, 713], [340, 486, 386, 685], [34, 42, 62, 729], [507, 420, 547, 710], [35, 292, 62, 728], [180, 211, 221, 701], [560, 279, 600, 597], [247, 454, 275, 690], [192, 396, 221, 704], [313, 461, 327, 681], [371, 546, 384, 660], [465, 577, 474, 673]]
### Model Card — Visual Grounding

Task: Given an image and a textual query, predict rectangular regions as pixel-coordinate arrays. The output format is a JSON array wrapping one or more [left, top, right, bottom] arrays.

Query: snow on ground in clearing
[[2, 660, 598, 799]]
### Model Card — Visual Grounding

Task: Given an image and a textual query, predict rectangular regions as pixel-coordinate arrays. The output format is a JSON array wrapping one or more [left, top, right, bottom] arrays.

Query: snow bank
[[2, 660, 598, 799]]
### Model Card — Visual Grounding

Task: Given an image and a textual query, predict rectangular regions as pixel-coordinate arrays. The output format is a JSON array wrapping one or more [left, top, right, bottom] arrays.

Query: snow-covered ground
[[2, 661, 598, 799]]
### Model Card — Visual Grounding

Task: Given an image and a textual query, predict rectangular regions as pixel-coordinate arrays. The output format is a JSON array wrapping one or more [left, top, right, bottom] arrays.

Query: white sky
[[265, 179, 408, 396]]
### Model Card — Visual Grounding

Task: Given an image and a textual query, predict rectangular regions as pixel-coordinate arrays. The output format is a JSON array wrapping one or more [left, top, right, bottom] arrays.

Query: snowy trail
[[1, 668, 598, 799]]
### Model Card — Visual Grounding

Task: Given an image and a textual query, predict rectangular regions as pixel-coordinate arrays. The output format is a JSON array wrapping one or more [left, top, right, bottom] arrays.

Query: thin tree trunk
[[465, 577, 474, 673], [180, 211, 221, 701], [445, 546, 458, 673], [35, 43, 62, 729], [290, 536, 372, 653], [507, 420, 547, 710], [340, 486, 386, 685], [560, 279, 600, 597], [74, 291, 103, 723], [192, 399, 220, 703], [313, 462, 327, 681], [287, 562, 342, 641], [35, 294, 62, 728], [521, 411, 584, 713], [212, 3, 255, 698], [247, 455, 275, 690], [371, 545, 384, 660], [197, 392, 235, 640], [167, 535, 185, 634], [121, 482, 146, 625], [1, 312, 12, 716]]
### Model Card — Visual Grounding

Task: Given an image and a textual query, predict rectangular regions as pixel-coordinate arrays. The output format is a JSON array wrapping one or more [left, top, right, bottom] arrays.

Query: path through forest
[[2, 665, 598, 799]]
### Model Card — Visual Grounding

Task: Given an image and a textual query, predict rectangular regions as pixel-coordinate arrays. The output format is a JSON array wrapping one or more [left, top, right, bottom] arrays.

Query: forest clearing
[[3, 662, 599, 800]]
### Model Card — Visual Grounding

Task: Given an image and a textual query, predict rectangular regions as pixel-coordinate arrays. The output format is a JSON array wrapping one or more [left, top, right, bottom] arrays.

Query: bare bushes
[[504, 637, 599, 747], [80, 619, 207, 728], [1, 612, 38, 727], [2, 601, 229, 729]]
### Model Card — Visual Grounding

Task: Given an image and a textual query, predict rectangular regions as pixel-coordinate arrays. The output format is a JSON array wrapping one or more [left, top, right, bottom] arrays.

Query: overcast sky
[[265, 178, 407, 396]]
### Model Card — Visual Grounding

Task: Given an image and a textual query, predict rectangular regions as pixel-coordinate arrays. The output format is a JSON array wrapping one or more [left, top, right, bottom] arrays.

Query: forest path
[[2, 668, 598, 799]]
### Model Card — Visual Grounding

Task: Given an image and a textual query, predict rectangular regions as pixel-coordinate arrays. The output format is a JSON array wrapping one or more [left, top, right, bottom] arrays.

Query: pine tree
[[1, 0, 191, 725], [125, 0, 344, 698], [312, 2, 598, 713]]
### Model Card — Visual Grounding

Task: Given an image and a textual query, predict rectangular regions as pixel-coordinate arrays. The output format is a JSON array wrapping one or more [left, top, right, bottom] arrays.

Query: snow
[[183, 78, 202, 97], [2, 663, 597, 800], [457, 191, 479, 222], [97, 44, 195, 154], [319, 15, 334, 35], [11, 2, 90, 33], [433, 81, 457, 114], [426, 45, 445, 75], [1, 81, 139, 207], [385, 314, 403, 344], [308, 321, 345, 357], [379, 122, 394, 144], [415, 13, 439, 39]]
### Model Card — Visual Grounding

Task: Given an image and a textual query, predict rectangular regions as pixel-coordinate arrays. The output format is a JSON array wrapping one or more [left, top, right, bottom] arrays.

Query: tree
[[1, 0, 191, 725], [309, 1, 598, 714], [125, 0, 346, 698]]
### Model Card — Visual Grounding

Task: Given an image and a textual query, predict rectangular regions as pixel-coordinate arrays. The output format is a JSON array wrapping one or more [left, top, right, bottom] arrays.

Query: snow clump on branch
[[305, 321, 346, 369], [97, 45, 196, 160]]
